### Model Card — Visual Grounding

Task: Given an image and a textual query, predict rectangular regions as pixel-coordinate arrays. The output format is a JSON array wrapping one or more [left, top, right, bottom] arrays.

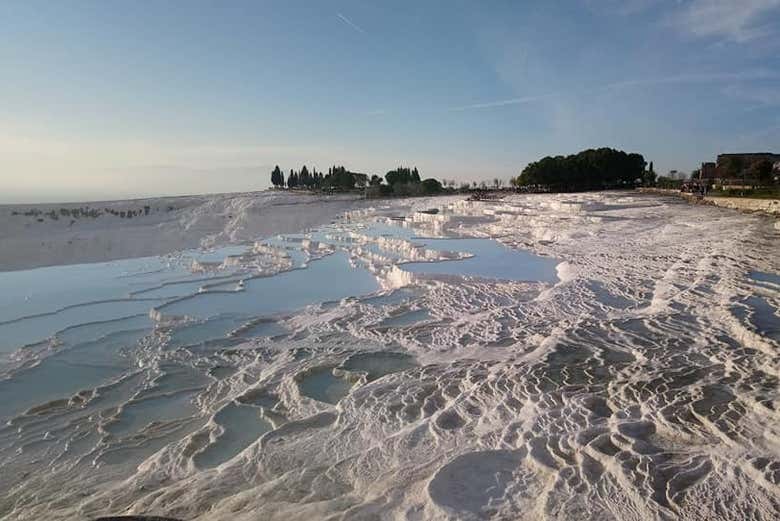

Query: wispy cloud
[[357, 94, 557, 116], [336, 13, 366, 34], [675, 0, 780, 42], [438, 69, 780, 115], [447, 94, 558, 112]]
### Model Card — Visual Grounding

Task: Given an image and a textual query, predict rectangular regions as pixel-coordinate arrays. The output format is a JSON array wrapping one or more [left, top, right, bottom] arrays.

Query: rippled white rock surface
[[0, 191, 778, 521]]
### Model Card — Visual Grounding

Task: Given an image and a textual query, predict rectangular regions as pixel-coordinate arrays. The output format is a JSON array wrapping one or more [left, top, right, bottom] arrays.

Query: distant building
[[699, 162, 716, 180]]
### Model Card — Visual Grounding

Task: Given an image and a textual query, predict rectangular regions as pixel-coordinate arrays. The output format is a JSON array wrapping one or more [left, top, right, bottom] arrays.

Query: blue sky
[[1, 0, 779, 202]]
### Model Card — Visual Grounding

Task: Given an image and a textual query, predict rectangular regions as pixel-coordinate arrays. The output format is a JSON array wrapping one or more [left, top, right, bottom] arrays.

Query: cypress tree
[[300, 165, 310, 187], [271, 165, 283, 187]]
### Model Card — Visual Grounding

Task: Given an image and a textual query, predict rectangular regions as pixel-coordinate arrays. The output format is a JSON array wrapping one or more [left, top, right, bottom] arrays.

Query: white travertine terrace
[[0, 191, 777, 521]]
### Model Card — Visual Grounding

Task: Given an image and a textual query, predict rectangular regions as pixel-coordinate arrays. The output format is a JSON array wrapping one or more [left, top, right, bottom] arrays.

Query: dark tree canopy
[[385, 166, 421, 187], [323, 165, 362, 190], [383, 166, 434, 195], [748, 159, 774, 183], [270, 165, 284, 187], [421, 178, 443, 194], [513, 148, 647, 191], [299, 165, 310, 187], [268, 162, 448, 197], [721, 156, 745, 177], [286, 170, 296, 188]]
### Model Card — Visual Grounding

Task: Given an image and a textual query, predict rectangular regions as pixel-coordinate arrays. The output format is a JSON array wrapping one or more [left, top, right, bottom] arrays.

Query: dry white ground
[[0, 191, 367, 271]]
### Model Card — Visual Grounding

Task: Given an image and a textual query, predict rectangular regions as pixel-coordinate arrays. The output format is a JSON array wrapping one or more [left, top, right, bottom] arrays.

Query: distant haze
[[2, 1, 779, 203]]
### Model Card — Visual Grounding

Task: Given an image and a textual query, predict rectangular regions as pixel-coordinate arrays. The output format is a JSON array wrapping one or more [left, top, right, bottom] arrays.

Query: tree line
[[511, 148, 649, 192], [272, 147, 708, 196], [272, 165, 367, 190], [271, 164, 444, 197], [271, 165, 327, 189]]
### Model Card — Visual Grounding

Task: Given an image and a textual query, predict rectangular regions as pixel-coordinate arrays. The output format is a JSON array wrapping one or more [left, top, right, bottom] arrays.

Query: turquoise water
[[189, 245, 252, 262], [335, 223, 559, 283], [404, 238, 559, 282], [0, 222, 559, 429], [361, 288, 418, 307], [0, 244, 258, 352], [106, 388, 202, 438], [131, 275, 241, 299], [0, 298, 163, 353], [167, 315, 249, 348], [749, 270, 780, 286], [0, 256, 184, 323], [156, 252, 380, 320], [296, 352, 418, 405], [0, 328, 148, 420], [297, 367, 354, 404], [380, 309, 432, 327], [0, 241, 382, 423], [194, 402, 272, 468], [743, 296, 780, 340], [239, 320, 288, 338]]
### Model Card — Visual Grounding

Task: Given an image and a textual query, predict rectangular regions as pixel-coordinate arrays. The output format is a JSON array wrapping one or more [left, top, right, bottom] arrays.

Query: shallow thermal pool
[[1, 194, 778, 521], [0, 221, 560, 425], [155, 251, 380, 321], [0, 212, 575, 520], [404, 237, 559, 282]]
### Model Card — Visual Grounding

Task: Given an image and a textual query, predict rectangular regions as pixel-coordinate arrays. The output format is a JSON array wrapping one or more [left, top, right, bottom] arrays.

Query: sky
[[1, 0, 779, 203]]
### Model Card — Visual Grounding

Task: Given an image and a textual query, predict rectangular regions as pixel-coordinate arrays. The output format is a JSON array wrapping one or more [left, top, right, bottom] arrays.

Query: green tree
[[323, 165, 359, 190], [421, 178, 443, 194], [271, 165, 283, 187], [643, 169, 657, 186], [748, 159, 774, 185], [299, 165, 310, 187], [516, 148, 646, 192], [722, 156, 745, 177], [385, 166, 418, 186]]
